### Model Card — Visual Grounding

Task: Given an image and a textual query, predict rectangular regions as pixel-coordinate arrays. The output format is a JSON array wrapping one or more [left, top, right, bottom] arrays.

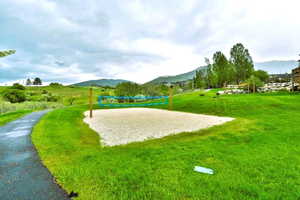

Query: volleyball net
[[98, 96, 169, 107]]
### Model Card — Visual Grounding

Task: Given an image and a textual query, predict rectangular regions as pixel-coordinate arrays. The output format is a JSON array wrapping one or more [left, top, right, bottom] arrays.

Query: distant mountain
[[72, 79, 130, 87], [147, 66, 207, 84], [254, 60, 298, 74], [147, 60, 298, 84]]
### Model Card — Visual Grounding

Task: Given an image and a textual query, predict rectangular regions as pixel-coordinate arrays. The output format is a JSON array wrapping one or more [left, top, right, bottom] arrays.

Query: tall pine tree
[[26, 78, 32, 86]]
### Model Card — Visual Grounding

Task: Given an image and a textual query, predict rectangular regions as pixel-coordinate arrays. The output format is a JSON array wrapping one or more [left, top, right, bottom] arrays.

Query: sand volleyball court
[[84, 108, 234, 146]]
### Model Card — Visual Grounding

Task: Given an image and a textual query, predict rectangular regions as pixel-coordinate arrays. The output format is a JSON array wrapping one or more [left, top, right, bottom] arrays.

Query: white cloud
[[0, 0, 299, 84]]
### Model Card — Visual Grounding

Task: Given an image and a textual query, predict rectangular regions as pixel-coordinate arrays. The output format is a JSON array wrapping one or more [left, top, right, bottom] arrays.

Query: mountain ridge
[[71, 60, 298, 86], [146, 60, 298, 84], [72, 79, 130, 87]]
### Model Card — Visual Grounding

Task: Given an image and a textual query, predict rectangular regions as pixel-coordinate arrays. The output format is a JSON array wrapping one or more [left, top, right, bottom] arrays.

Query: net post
[[168, 85, 173, 110], [89, 87, 93, 118]]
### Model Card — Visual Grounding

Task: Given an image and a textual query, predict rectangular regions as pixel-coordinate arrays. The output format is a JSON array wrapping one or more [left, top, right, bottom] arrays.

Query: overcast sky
[[0, 0, 299, 84]]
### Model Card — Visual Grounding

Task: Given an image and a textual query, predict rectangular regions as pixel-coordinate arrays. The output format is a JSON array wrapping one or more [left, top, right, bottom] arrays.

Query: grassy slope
[[0, 110, 31, 126], [0, 85, 111, 106], [0, 86, 107, 125], [24, 86, 110, 105], [32, 91, 300, 200]]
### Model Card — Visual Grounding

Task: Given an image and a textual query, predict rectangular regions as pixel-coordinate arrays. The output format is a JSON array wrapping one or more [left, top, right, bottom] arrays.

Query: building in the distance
[[292, 55, 300, 84], [293, 67, 300, 84]]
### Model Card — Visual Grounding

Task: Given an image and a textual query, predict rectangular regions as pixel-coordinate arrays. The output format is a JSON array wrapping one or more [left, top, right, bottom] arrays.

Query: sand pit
[[84, 108, 234, 146]]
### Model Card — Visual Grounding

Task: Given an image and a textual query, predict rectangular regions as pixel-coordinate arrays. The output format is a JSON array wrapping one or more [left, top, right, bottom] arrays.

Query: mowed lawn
[[0, 110, 31, 126], [32, 91, 300, 200]]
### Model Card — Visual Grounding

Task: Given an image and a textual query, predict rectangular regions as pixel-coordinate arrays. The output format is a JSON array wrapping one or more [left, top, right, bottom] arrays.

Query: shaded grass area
[[0, 110, 31, 126], [32, 92, 300, 199]]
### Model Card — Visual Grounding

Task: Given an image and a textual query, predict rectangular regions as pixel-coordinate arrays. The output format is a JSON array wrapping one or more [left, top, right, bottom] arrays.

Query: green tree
[[253, 70, 269, 83], [246, 75, 263, 93], [204, 58, 217, 88], [115, 82, 141, 96], [33, 77, 42, 85], [159, 84, 169, 95], [140, 84, 161, 96], [230, 43, 254, 84], [0, 50, 16, 58], [193, 70, 206, 89], [212, 51, 233, 87], [26, 78, 32, 86]]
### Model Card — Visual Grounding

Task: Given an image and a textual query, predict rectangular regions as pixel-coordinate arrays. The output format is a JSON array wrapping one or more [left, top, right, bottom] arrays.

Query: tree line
[[193, 43, 269, 90], [26, 78, 42, 86], [114, 82, 172, 97]]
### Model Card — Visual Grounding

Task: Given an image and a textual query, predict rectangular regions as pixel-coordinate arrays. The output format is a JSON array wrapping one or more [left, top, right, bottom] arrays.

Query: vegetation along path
[[0, 110, 69, 200]]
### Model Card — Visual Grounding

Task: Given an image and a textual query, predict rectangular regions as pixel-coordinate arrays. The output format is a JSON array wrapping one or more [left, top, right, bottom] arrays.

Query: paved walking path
[[0, 110, 69, 200]]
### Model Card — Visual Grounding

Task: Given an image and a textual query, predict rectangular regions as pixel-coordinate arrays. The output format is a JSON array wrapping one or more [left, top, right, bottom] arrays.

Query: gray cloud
[[0, 0, 299, 84]]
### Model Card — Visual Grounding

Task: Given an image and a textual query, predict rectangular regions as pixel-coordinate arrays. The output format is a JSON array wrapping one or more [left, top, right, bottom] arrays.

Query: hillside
[[147, 66, 207, 84], [147, 60, 297, 84], [72, 79, 129, 87]]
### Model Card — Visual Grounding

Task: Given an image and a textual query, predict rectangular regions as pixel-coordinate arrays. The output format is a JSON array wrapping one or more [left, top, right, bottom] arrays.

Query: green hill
[[72, 79, 129, 87], [147, 60, 297, 84], [147, 66, 207, 84]]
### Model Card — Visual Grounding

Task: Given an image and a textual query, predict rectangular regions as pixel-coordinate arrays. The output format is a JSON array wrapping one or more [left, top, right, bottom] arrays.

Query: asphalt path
[[0, 110, 69, 200]]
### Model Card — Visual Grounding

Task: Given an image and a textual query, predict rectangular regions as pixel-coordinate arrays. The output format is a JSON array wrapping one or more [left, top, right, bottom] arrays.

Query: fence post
[[89, 87, 93, 118], [169, 85, 173, 110]]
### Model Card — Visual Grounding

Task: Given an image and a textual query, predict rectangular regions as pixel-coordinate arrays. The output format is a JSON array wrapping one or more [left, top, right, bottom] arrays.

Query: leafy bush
[[67, 97, 76, 105], [42, 93, 59, 102], [11, 83, 25, 90], [49, 82, 63, 87], [3, 89, 26, 103], [27, 91, 39, 96], [41, 90, 48, 94]]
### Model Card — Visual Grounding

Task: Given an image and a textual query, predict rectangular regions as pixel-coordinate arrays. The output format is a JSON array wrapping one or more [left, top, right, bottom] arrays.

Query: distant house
[[292, 56, 300, 84], [292, 67, 300, 84]]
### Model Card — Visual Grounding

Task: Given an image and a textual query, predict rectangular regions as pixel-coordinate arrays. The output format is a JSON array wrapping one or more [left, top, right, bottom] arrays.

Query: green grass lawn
[[32, 91, 300, 200], [0, 110, 32, 126], [0, 85, 108, 125]]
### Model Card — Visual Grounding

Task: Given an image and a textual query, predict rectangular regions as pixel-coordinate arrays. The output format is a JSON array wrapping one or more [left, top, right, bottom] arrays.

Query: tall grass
[[0, 101, 64, 114]]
